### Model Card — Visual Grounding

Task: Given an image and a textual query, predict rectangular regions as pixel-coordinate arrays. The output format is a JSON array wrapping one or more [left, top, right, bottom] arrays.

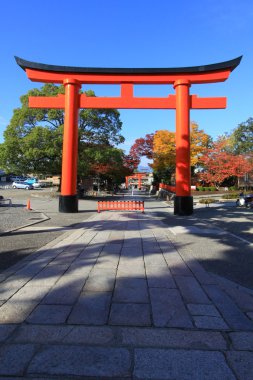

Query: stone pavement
[[0, 205, 253, 379]]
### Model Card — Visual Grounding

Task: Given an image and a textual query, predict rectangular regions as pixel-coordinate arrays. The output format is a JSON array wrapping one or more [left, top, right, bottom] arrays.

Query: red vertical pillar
[[173, 79, 193, 215], [138, 174, 141, 189], [59, 78, 81, 213]]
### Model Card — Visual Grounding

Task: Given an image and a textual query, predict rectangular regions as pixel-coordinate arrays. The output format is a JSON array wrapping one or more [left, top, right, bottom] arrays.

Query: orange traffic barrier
[[98, 200, 144, 213], [26, 199, 31, 210]]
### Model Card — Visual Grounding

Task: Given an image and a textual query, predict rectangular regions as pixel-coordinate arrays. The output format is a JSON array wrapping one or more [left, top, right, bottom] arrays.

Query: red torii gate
[[126, 173, 148, 189], [15, 56, 241, 215]]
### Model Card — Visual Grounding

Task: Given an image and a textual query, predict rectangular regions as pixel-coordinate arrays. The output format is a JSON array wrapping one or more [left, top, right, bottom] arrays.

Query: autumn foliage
[[198, 138, 253, 187], [152, 122, 210, 172]]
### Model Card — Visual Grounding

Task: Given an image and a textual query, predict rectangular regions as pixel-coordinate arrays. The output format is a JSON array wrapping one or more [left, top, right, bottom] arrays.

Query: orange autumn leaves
[[152, 122, 210, 171]]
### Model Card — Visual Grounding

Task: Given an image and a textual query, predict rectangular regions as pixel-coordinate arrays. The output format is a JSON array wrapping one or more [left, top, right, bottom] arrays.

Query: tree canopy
[[151, 123, 211, 182], [198, 137, 252, 187], [230, 117, 253, 154], [0, 84, 126, 182]]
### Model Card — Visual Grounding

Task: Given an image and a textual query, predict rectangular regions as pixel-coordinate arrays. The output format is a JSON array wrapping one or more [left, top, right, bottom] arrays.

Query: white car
[[31, 182, 41, 189], [12, 181, 33, 190]]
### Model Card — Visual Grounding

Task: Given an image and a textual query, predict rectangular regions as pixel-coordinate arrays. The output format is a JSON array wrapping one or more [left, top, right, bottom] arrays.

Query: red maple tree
[[129, 134, 154, 160], [199, 139, 253, 187]]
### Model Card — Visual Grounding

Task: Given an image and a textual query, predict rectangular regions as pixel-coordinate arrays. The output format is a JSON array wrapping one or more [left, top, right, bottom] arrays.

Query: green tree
[[230, 117, 253, 154], [0, 84, 124, 177]]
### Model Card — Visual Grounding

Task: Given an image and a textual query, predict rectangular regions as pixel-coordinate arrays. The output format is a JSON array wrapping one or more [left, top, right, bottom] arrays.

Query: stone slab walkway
[[0, 209, 253, 379]]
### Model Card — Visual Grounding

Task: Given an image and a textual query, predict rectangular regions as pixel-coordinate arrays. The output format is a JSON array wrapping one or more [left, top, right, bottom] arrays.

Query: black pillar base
[[174, 195, 193, 216], [59, 195, 78, 213]]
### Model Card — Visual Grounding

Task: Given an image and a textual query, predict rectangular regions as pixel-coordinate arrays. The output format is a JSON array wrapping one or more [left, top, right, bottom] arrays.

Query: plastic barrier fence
[[98, 200, 144, 213]]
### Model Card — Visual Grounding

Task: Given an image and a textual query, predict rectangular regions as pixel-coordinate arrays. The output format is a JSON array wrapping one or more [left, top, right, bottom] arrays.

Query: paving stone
[[221, 285, 253, 312], [143, 247, 162, 256], [204, 284, 253, 330], [163, 252, 193, 276], [14, 262, 48, 278], [0, 278, 30, 300], [134, 348, 236, 380], [26, 305, 72, 324], [178, 250, 215, 285], [64, 264, 93, 277], [226, 351, 253, 380], [62, 326, 115, 344], [146, 266, 176, 288], [118, 258, 144, 267], [0, 325, 17, 342], [59, 271, 89, 285], [28, 346, 131, 377], [117, 267, 146, 278], [109, 303, 151, 326], [42, 285, 84, 305], [68, 291, 111, 325], [95, 257, 119, 269], [123, 240, 142, 248], [0, 302, 39, 323], [11, 325, 72, 343], [25, 265, 67, 287], [9, 284, 51, 303], [89, 267, 117, 276], [193, 316, 229, 330], [174, 275, 211, 304], [121, 248, 143, 258], [102, 243, 123, 254], [113, 278, 149, 303], [150, 288, 193, 328], [78, 245, 103, 259], [0, 344, 36, 376], [187, 303, 221, 317], [49, 253, 78, 265], [120, 327, 227, 349], [229, 332, 253, 350], [83, 274, 115, 292], [144, 254, 167, 267], [0, 286, 20, 302]]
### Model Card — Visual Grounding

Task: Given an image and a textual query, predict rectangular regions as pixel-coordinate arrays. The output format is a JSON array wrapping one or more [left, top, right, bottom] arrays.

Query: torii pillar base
[[174, 196, 193, 216], [59, 195, 78, 213]]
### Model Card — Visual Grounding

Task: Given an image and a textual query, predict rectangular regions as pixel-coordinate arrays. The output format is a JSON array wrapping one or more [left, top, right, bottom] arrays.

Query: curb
[[0, 208, 50, 236]]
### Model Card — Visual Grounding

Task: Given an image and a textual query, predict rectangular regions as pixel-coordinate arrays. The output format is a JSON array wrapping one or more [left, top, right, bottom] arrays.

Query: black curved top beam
[[15, 56, 242, 74]]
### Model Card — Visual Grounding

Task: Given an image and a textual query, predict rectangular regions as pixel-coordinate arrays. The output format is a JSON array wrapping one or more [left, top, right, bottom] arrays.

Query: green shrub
[[199, 198, 216, 204], [222, 193, 238, 199]]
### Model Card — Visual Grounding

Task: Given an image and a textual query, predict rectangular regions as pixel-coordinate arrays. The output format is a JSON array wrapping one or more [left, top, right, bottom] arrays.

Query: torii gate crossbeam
[[15, 56, 241, 215]]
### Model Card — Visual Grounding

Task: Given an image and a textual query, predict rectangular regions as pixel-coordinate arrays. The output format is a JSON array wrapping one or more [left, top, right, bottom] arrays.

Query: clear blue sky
[[0, 0, 252, 165]]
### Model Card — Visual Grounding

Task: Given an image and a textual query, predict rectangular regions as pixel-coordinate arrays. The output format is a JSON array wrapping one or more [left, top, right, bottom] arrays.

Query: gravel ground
[[0, 205, 47, 234], [0, 188, 97, 271]]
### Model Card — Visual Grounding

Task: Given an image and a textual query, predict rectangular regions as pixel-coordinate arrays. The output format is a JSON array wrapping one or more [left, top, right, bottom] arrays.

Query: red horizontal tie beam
[[29, 94, 226, 110], [190, 95, 226, 109]]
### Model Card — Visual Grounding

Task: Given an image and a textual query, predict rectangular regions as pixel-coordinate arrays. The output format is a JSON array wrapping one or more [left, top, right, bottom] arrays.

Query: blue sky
[[0, 0, 252, 165]]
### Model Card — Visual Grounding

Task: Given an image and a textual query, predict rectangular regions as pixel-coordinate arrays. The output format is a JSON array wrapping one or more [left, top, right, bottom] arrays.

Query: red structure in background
[[159, 183, 176, 193], [15, 56, 241, 215], [125, 173, 149, 189]]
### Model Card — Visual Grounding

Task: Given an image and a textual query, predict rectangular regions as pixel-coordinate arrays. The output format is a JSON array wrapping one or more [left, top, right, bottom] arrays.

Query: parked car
[[25, 178, 38, 185], [31, 182, 41, 189], [12, 181, 33, 190], [10, 176, 25, 182]]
